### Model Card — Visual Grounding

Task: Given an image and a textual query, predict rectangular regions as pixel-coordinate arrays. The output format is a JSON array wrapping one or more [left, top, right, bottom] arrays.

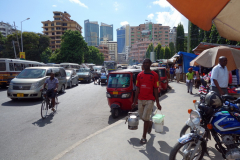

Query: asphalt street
[[0, 80, 223, 160]]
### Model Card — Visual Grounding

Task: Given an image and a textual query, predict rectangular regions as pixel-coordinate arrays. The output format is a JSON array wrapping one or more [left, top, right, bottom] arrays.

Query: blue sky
[[1, 0, 188, 41]]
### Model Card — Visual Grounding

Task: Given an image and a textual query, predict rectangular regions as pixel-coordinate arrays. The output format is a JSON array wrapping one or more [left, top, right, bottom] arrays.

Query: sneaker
[[52, 107, 56, 112]]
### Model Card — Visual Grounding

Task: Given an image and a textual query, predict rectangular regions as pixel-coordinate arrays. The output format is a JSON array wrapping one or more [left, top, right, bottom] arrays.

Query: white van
[[7, 67, 67, 100]]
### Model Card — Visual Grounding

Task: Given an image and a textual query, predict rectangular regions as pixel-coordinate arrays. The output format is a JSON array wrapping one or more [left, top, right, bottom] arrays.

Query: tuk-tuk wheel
[[111, 108, 119, 119]]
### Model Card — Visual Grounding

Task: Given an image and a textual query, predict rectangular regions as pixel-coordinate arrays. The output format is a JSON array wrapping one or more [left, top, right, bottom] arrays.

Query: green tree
[[154, 43, 161, 59], [146, 43, 154, 59], [87, 46, 104, 65], [164, 47, 171, 59], [209, 25, 218, 43], [59, 30, 86, 64], [190, 22, 199, 52], [203, 30, 211, 42], [199, 29, 205, 43], [176, 23, 185, 52], [49, 49, 62, 63], [41, 47, 52, 63], [0, 32, 6, 53], [169, 42, 175, 57], [160, 47, 165, 59]]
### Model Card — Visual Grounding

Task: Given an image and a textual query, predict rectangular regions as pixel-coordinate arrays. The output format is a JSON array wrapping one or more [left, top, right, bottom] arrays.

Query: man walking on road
[[211, 56, 228, 95], [186, 68, 194, 94], [132, 59, 162, 144], [170, 66, 175, 81]]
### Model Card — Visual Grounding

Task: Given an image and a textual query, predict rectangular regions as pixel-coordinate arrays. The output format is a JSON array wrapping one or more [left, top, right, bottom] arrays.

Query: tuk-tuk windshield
[[159, 69, 166, 77], [108, 74, 130, 88]]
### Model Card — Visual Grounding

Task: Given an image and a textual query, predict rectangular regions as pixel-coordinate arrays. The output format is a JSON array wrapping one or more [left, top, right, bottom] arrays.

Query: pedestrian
[[93, 69, 98, 84], [175, 66, 180, 83], [211, 56, 228, 95], [170, 66, 175, 81], [186, 68, 194, 94], [132, 59, 162, 144]]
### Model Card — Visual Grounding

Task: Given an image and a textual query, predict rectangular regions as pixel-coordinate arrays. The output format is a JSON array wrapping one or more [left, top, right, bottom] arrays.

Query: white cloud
[[114, 2, 119, 11], [52, 5, 57, 7], [69, 0, 88, 8], [153, 0, 188, 32], [120, 21, 129, 26], [147, 5, 152, 8], [147, 13, 154, 19]]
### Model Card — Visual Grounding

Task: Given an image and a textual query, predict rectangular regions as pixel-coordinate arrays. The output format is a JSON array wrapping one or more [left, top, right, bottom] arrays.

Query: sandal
[[148, 121, 153, 134], [140, 138, 147, 144]]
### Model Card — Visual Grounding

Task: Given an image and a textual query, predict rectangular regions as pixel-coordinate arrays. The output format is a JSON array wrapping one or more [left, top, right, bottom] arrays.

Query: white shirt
[[175, 68, 180, 73], [211, 64, 228, 88]]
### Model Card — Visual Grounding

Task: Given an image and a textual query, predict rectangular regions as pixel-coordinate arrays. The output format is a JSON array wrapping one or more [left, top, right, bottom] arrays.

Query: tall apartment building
[[42, 11, 82, 51], [169, 26, 177, 47], [84, 19, 99, 46], [98, 44, 109, 61], [101, 37, 117, 61], [116, 24, 130, 60], [0, 22, 16, 37], [129, 38, 159, 63], [100, 23, 113, 42], [130, 22, 170, 47]]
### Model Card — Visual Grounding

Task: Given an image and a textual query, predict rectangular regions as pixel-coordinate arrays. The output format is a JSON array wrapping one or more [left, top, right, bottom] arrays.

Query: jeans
[[176, 73, 180, 82], [187, 81, 193, 92]]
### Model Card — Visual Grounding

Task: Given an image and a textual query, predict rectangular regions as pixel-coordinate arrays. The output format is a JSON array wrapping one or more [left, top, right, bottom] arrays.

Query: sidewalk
[[53, 81, 222, 160]]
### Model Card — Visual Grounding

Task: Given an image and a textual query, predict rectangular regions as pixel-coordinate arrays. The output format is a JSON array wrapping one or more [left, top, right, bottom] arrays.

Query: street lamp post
[[21, 18, 30, 52]]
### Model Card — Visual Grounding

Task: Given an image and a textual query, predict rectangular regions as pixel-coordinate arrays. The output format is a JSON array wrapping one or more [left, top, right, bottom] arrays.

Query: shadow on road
[[32, 112, 56, 127], [2, 99, 42, 106], [108, 112, 128, 125], [0, 87, 8, 92]]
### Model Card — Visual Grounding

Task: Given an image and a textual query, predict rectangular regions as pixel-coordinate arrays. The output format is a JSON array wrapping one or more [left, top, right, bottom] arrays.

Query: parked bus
[[45, 63, 61, 67], [104, 61, 117, 72], [60, 63, 81, 69], [0, 58, 46, 88]]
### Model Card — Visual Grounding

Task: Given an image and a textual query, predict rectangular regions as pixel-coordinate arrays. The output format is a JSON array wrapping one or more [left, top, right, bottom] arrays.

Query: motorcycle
[[170, 95, 240, 160]]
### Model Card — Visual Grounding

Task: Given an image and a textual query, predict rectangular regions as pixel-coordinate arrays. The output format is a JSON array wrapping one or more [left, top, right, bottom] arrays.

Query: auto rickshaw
[[106, 69, 141, 118], [157, 67, 168, 93], [106, 68, 162, 118]]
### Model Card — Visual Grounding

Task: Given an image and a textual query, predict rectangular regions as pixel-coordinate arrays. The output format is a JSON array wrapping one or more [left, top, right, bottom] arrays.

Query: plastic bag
[[152, 110, 165, 124]]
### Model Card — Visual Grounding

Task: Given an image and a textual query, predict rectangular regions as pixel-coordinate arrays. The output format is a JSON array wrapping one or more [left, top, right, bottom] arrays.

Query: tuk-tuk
[[106, 69, 141, 118], [157, 67, 168, 92], [151, 67, 163, 96]]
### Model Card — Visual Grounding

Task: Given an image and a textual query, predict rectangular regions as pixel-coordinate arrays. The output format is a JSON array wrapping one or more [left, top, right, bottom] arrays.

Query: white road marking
[[52, 119, 125, 160]]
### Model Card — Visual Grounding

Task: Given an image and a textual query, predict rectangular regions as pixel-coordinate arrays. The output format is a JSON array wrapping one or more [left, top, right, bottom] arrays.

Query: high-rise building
[[116, 25, 130, 61], [0, 22, 16, 37], [84, 19, 99, 46], [130, 22, 170, 47], [169, 27, 177, 47], [98, 44, 109, 61], [101, 37, 117, 61], [100, 23, 113, 42], [42, 11, 82, 51]]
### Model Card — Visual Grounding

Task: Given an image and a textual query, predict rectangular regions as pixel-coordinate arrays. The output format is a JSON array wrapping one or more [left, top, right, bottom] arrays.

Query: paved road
[[0, 82, 122, 160]]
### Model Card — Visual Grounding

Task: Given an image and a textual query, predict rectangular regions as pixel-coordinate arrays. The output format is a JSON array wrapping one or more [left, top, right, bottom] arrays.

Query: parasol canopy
[[190, 46, 240, 71]]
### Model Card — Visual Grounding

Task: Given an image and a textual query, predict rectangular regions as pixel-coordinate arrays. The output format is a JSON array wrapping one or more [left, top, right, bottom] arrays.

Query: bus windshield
[[17, 69, 46, 79], [108, 74, 130, 88], [0, 62, 6, 71]]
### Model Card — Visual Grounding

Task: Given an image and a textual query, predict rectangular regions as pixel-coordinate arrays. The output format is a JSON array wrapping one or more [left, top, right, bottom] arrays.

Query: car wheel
[[60, 85, 65, 93], [76, 80, 78, 86]]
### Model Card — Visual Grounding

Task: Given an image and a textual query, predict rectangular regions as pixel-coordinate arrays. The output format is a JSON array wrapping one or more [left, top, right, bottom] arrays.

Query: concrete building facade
[[101, 37, 117, 61], [130, 22, 170, 47], [116, 24, 130, 61], [84, 19, 99, 46], [98, 44, 109, 61], [42, 11, 82, 51], [100, 23, 113, 42], [169, 26, 177, 47], [0, 22, 16, 37], [129, 38, 159, 63]]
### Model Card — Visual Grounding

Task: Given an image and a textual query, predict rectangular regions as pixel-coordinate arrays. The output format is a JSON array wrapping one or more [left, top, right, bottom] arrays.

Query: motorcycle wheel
[[180, 124, 191, 137], [111, 108, 119, 119], [169, 140, 204, 160]]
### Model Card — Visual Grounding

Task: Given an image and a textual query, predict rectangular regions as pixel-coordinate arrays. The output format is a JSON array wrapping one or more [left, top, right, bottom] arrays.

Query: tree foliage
[[164, 47, 171, 59], [0, 32, 6, 53], [41, 47, 52, 63], [190, 22, 199, 52], [146, 43, 153, 59], [160, 47, 165, 59], [154, 43, 161, 59], [169, 42, 175, 57], [176, 23, 185, 52], [87, 46, 104, 65]]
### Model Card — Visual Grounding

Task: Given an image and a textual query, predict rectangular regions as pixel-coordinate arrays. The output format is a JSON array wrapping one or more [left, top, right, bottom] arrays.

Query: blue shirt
[[170, 68, 175, 74], [45, 77, 59, 90]]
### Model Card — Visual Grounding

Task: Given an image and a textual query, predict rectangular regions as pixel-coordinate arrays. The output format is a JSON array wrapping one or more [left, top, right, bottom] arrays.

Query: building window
[[159, 38, 161, 40], [165, 42, 168, 44], [159, 31, 162, 33], [56, 22, 61, 25], [51, 41, 55, 44], [51, 28, 54, 31], [51, 23, 54, 26], [45, 28, 48, 31], [45, 33, 48, 35], [56, 27, 61, 30], [165, 38, 168, 40], [44, 23, 48, 26], [137, 31, 140, 34], [56, 32, 61, 34], [62, 23, 67, 26], [131, 42, 134, 44], [131, 39, 134, 41], [165, 31, 168, 33], [155, 28, 157, 30], [56, 41, 61, 43], [154, 35, 157, 37], [154, 32, 157, 34], [54, 13, 60, 16], [165, 35, 168, 37], [55, 18, 61, 20], [158, 35, 162, 37], [137, 35, 140, 37], [52, 46, 55, 48], [52, 32, 55, 35], [138, 28, 140, 30], [51, 37, 55, 39], [131, 35, 134, 37], [164, 28, 169, 30], [63, 28, 67, 31]]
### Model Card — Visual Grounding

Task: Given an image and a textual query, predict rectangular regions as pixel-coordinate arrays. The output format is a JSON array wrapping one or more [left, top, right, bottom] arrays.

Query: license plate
[[79, 78, 83, 80], [113, 91, 118, 95], [17, 93, 24, 97]]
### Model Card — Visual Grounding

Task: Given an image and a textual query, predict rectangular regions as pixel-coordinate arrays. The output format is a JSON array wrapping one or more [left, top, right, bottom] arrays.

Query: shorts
[[138, 100, 154, 121], [47, 89, 56, 98]]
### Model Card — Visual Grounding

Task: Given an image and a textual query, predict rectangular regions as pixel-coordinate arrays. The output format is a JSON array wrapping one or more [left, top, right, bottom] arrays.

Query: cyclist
[[41, 72, 59, 111]]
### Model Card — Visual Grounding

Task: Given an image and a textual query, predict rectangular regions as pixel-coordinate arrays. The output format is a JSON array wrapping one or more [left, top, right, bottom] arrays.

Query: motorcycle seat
[[222, 95, 236, 101]]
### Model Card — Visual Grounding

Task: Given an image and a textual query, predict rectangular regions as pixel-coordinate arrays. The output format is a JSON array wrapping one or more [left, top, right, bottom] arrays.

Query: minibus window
[[9, 63, 14, 71], [0, 62, 6, 71], [14, 63, 22, 71]]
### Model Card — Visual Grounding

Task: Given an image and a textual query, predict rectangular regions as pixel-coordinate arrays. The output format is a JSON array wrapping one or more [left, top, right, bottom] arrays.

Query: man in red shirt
[[132, 59, 162, 144]]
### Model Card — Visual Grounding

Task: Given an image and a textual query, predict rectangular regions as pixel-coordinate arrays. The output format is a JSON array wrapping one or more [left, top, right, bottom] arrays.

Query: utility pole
[[12, 41, 17, 59], [187, 20, 191, 53], [13, 22, 21, 53]]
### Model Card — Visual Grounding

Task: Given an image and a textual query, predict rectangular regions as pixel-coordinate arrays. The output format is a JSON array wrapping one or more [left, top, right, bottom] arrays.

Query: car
[[7, 67, 67, 100], [77, 68, 92, 83], [65, 69, 79, 88]]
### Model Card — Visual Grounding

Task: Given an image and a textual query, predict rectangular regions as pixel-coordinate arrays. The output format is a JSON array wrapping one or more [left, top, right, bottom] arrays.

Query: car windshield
[[77, 68, 90, 72], [108, 74, 130, 88], [17, 69, 46, 79], [159, 69, 166, 77], [66, 71, 71, 77]]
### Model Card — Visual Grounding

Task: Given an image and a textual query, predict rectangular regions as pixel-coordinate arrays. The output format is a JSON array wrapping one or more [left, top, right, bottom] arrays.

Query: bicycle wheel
[[41, 101, 48, 119], [55, 96, 58, 111]]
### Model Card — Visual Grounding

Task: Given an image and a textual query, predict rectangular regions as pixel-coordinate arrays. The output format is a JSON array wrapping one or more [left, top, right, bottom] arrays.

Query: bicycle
[[41, 89, 59, 119]]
